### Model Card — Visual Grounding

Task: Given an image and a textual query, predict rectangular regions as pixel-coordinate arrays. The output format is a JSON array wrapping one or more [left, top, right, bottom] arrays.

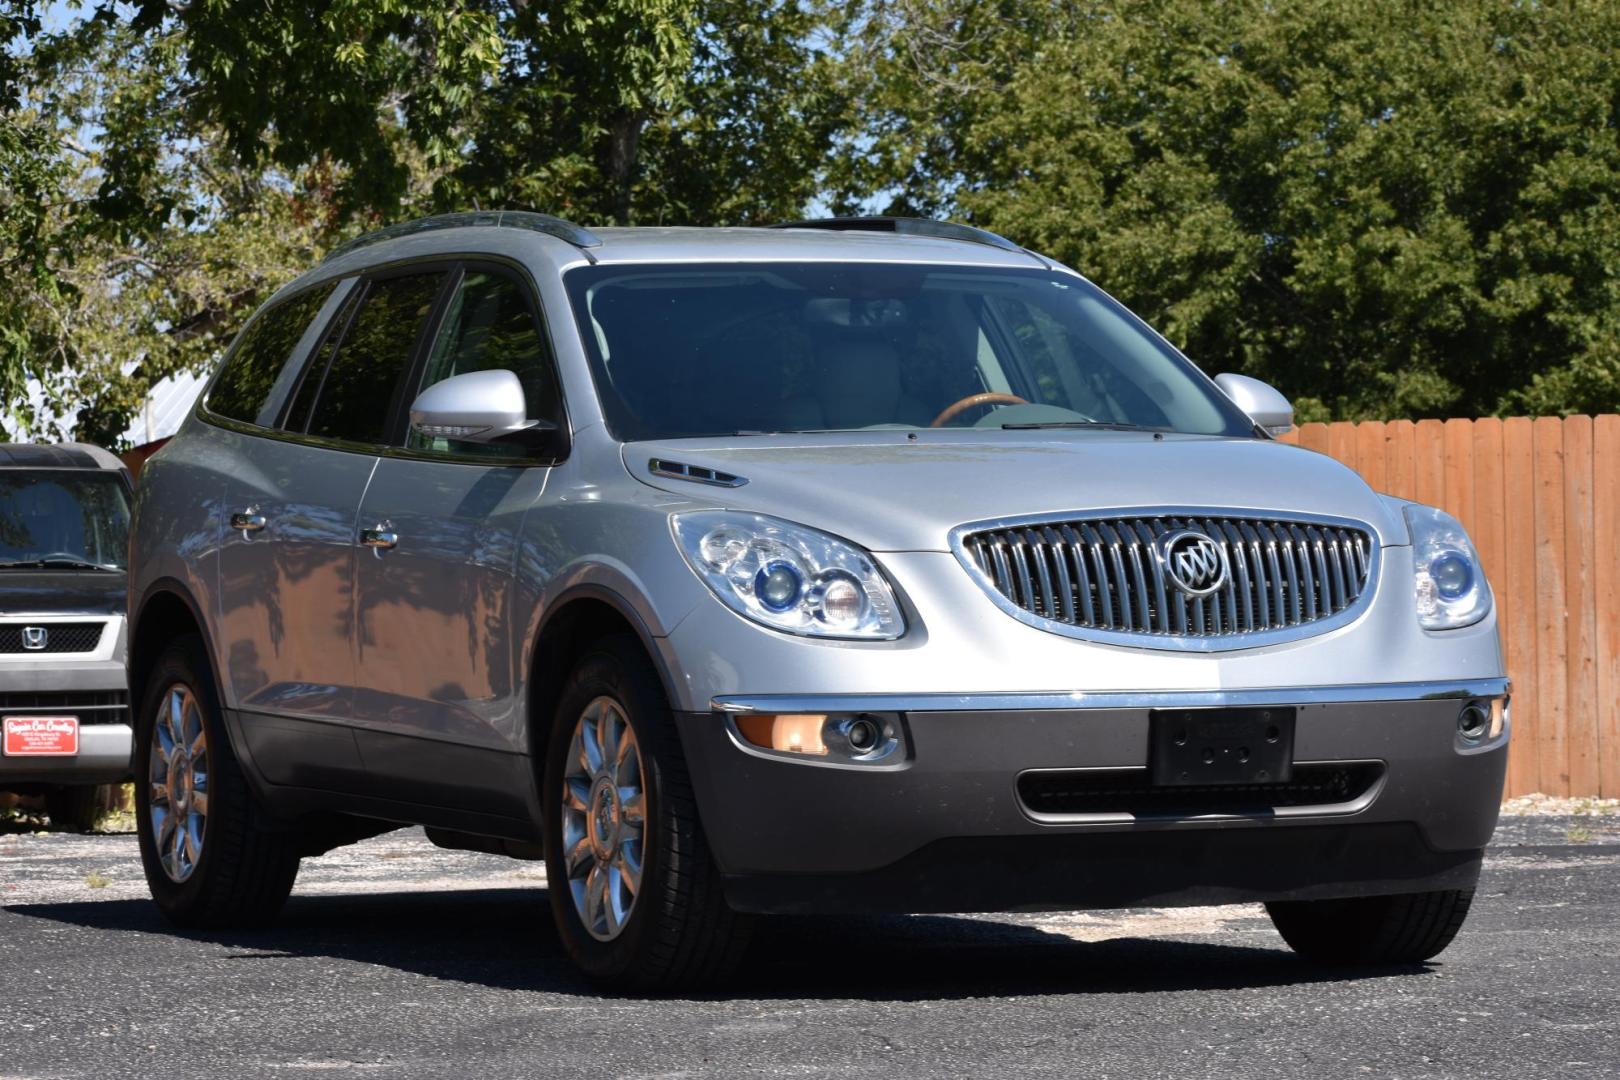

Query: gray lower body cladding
[[675, 693, 1507, 915]]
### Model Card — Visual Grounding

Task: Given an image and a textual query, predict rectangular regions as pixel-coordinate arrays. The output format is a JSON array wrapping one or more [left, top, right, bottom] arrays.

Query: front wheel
[[44, 785, 106, 832], [542, 635, 750, 989], [1266, 889, 1475, 965]]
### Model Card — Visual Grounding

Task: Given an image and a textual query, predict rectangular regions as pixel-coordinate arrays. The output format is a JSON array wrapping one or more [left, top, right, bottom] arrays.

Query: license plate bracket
[[2, 716, 81, 757], [1149, 707, 1294, 786]]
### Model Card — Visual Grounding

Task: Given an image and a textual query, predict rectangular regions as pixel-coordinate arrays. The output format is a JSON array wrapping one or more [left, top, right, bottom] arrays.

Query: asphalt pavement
[[1, 813, 1616, 1079]]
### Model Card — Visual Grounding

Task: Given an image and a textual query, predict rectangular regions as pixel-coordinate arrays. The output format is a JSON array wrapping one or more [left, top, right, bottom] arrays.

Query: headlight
[[672, 511, 905, 639], [1404, 504, 1491, 630]]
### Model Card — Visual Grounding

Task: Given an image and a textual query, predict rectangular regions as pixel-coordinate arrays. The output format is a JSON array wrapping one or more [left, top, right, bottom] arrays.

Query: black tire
[[134, 634, 301, 928], [1266, 889, 1475, 965], [44, 785, 104, 832], [542, 634, 751, 990]]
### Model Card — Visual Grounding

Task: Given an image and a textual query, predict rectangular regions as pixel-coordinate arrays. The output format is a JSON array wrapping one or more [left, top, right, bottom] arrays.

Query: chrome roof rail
[[324, 211, 603, 263], [767, 215, 1028, 255]]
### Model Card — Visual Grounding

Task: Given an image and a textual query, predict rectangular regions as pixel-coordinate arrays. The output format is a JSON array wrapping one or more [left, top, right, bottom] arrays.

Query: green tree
[[2, 14, 339, 445], [139, 0, 837, 225], [446, 0, 838, 225], [828, 0, 1620, 420], [1, 2, 72, 429], [4, 0, 837, 445]]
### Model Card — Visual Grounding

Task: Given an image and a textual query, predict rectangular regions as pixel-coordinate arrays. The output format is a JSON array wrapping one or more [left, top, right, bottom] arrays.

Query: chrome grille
[[958, 513, 1374, 642], [0, 623, 105, 653]]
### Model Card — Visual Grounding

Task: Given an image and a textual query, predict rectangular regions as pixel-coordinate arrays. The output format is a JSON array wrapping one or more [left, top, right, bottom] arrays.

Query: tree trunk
[[604, 109, 648, 225]]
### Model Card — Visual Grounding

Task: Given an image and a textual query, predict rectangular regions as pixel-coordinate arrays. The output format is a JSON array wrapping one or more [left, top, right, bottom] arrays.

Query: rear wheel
[[542, 635, 750, 989], [44, 785, 105, 832], [1266, 889, 1475, 965], [134, 634, 300, 928]]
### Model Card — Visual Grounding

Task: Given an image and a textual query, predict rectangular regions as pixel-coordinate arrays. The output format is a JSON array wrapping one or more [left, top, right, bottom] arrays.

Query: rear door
[[215, 268, 449, 792], [349, 264, 564, 816]]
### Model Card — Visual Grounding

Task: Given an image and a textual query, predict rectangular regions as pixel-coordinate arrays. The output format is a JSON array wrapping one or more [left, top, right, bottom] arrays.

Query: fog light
[[731, 711, 905, 764], [1457, 701, 1490, 742], [846, 716, 881, 751], [735, 713, 828, 755]]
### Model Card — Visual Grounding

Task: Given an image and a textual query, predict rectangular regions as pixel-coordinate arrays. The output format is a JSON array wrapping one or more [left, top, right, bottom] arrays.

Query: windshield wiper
[[1000, 421, 1167, 433], [0, 557, 121, 572]]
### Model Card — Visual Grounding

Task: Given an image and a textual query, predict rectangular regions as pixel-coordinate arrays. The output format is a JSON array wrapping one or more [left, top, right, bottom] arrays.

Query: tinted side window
[[306, 273, 444, 445], [206, 283, 336, 425], [283, 285, 363, 434], [407, 270, 561, 454]]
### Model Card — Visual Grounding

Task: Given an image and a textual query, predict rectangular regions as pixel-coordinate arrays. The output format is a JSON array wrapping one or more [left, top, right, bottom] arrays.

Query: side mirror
[[408, 369, 556, 449], [1214, 373, 1294, 436]]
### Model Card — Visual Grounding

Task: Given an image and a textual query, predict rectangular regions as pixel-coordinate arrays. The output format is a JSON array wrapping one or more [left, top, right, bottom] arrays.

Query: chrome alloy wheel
[[148, 683, 209, 883], [560, 695, 646, 941]]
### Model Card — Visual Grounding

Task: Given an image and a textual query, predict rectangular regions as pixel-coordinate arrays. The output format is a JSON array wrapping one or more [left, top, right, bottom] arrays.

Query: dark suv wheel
[[44, 785, 106, 832], [1267, 889, 1475, 965], [134, 634, 301, 928], [542, 634, 751, 989]]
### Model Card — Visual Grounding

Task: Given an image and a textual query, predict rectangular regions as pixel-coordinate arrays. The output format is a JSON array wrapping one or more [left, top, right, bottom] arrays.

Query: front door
[[350, 265, 564, 815]]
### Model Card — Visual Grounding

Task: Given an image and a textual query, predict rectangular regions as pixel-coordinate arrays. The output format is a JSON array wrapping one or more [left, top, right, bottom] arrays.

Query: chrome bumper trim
[[710, 678, 1511, 715]]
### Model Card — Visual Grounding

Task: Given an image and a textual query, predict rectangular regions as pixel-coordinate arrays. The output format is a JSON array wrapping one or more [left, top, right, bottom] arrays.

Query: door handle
[[360, 525, 398, 550], [230, 508, 267, 533]]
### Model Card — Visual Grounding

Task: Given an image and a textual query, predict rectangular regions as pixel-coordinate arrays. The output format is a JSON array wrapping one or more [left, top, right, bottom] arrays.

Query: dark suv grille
[[1017, 763, 1384, 818], [959, 514, 1374, 640], [0, 622, 105, 653], [0, 690, 129, 725]]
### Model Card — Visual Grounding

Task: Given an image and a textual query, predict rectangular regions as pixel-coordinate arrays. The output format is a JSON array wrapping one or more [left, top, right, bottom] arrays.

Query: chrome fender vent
[[648, 459, 747, 488]]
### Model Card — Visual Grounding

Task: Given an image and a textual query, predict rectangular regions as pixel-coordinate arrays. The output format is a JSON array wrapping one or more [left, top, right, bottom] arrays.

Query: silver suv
[[128, 213, 1508, 988]]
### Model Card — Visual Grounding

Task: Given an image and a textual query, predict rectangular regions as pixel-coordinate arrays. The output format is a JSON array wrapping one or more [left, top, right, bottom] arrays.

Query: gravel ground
[[0, 814, 1616, 1079], [1499, 793, 1620, 816]]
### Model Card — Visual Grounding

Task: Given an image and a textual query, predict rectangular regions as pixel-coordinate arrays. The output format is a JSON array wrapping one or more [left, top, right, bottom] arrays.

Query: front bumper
[[0, 724, 134, 785], [0, 658, 133, 786], [676, 679, 1508, 915]]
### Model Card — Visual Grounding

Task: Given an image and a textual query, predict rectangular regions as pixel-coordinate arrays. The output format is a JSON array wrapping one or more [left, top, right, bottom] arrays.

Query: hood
[[627, 431, 1407, 552], [0, 570, 127, 615]]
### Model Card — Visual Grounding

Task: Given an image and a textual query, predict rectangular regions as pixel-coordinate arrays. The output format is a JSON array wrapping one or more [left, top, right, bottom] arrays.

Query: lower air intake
[[1017, 763, 1384, 818]]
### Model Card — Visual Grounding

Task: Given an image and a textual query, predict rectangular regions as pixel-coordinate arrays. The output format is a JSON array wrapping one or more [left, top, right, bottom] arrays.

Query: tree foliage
[[2, 0, 835, 444], [828, 0, 1620, 420], [2, 14, 335, 445], [6, 0, 1620, 444], [142, 0, 837, 225]]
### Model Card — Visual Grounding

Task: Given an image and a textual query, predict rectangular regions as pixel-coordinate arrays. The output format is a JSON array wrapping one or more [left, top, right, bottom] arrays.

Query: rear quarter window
[[206, 283, 338, 427]]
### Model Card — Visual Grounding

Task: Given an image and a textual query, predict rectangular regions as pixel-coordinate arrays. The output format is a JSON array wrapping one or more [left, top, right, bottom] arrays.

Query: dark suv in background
[[0, 442, 134, 830]]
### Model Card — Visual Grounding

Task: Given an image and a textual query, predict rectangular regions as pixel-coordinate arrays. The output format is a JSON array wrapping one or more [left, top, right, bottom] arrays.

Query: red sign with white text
[[3, 716, 80, 756]]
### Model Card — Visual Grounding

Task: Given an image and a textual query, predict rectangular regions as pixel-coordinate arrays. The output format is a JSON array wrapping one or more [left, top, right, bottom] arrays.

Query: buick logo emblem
[[21, 626, 48, 651], [1159, 530, 1229, 596]]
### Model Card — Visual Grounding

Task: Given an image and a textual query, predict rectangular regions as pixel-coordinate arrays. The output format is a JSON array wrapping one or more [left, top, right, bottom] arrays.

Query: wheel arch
[[525, 585, 686, 763], [129, 580, 220, 716]]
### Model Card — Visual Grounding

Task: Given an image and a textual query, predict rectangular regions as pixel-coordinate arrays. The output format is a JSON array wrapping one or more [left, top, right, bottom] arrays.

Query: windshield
[[564, 263, 1256, 441], [0, 472, 130, 570]]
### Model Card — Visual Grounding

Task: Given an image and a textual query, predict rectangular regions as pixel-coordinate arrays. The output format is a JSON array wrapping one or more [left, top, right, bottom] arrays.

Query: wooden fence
[[1281, 416, 1620, 799]]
